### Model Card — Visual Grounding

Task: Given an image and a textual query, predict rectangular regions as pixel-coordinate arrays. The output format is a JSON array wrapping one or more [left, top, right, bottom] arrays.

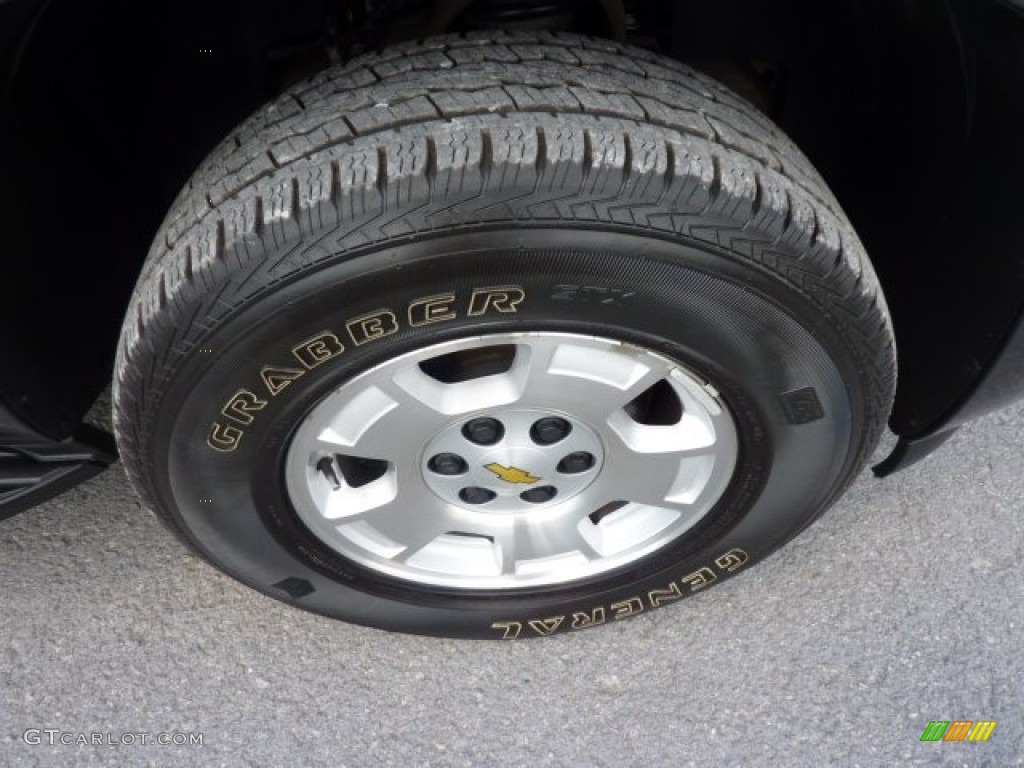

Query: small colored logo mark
[[920, 720, 997, 742], [485, 463, 540, 485]]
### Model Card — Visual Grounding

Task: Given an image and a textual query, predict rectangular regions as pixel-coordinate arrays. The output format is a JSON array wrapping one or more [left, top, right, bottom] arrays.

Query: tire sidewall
[[147, 227, 860, 638]]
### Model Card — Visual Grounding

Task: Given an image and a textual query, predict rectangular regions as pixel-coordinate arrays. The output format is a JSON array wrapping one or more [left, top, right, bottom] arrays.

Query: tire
[[114, 32, 895, 639]]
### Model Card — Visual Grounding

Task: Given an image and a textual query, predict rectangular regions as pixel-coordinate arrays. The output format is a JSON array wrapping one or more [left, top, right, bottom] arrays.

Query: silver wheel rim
[[284, 333, 739, 589]]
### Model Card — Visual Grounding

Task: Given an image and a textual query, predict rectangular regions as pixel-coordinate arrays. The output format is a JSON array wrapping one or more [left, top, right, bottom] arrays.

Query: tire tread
[[114, 32, 896, 530]]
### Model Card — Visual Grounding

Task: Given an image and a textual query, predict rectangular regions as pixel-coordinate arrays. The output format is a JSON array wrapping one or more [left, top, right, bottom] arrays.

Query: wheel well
[[2, 0, 1018, 440]]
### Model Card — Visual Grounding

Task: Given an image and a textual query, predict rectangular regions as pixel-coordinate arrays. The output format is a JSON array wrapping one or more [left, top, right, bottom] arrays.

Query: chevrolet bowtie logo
[[484, 463, 541, 485]]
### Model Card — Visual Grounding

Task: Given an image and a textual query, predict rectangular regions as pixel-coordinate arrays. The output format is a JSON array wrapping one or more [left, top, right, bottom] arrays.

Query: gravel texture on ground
[[1, 402, 1021, 767]]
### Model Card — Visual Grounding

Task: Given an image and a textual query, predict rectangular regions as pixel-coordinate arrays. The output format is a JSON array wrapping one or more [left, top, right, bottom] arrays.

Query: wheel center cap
[[421, 409, 605, 513]]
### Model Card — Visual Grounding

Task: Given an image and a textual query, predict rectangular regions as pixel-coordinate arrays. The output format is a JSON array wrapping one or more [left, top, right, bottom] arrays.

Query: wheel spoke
[[361, 498, 452, 560], [594, 441, 718, 512], [578, 501, 684, 558], [515, 339, 670, 420], [318, 472, 399, 520], [392, 359, 526, 416], [607, 410, 718, 456], [492, 511, 600, 576], [313, 381, 445, 464]]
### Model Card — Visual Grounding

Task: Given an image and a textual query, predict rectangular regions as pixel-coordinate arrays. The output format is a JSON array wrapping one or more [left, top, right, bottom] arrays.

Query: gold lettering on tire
[[680, 567, 717, 592], [714, 548, 749, 572], [409, 293, 457, 326], [207, 422, 244, 452], [528, 617, 565, 636], [490, 621, 523, 640], [292, 331, 345, 369], [346, 309, 399, 346], [468, 286, 526, 316], [220, 389, 268, 425], [208, 286, 530, 454], [648, 582, 684, 607], [490, 546, 753, 638], [571, 608, 606, 630], [610, 597, 644, 620], [260, 365, 306, 396]]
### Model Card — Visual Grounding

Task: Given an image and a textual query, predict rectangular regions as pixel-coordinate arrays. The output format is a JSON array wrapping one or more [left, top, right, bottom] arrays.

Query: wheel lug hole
[[557, 451, 595, 474], [462, 417, 505, 446], [428, 453, 468, 476], [459, 487, 497, 505], [530, 417, 571, 445], [520, 485, 558, 504]]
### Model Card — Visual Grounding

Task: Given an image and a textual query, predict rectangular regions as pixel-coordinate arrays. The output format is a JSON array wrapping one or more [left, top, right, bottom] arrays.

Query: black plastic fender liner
[[872, 430, 956, 478], [874, 296, 1024, 476]]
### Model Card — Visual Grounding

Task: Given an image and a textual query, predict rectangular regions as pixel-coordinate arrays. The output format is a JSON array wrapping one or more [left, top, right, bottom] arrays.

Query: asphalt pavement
[[1, 401, 1021, 767]]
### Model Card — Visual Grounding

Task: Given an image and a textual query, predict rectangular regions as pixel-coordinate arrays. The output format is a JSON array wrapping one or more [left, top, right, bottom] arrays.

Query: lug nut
[[428, 453, 468, 476], [557, 451, 595, 474], [520, 485, 558, 504], [459, 487, 497, 505], [462, 417, 505, 446], [530, 417, 571, 445]]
